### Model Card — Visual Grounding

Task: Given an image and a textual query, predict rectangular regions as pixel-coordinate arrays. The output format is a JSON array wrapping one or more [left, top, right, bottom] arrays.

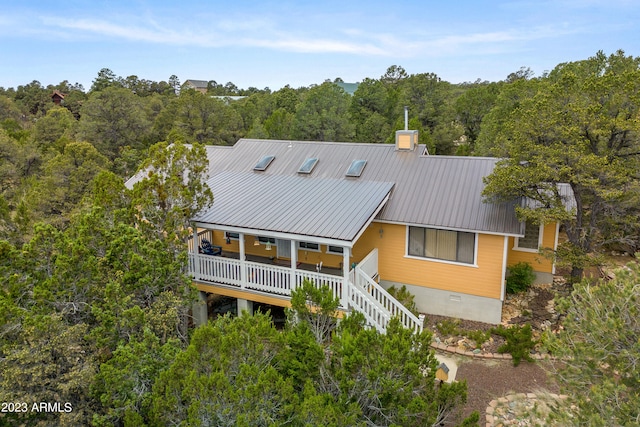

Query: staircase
[[347, 249, 424, 334]]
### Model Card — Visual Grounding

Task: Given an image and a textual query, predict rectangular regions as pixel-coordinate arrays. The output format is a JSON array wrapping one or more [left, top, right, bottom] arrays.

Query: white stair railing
[[350, 266, 424, 334]]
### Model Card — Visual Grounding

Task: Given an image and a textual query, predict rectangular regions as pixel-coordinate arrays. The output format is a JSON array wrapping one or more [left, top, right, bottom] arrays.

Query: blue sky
[[2, 0, 639, 91]]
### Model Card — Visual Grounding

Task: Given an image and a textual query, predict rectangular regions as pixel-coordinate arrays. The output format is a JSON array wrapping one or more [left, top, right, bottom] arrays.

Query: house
[[51, 90, 65, 105], [127, 133, 570, 330], [182, 79, 209, 94]]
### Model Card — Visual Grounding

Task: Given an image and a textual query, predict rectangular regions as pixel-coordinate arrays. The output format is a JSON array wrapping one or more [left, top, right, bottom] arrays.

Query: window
[[327, 245, 344, 255], [408, 226, 475, 264], [298, 241, 320, 251], [254, 155, 275, 171], [258, 236, 276, 244], [516, 221, 541, 251], [345, 160, 367, 177], [225, 232, 240, 240], [298, 158, 319, 174]]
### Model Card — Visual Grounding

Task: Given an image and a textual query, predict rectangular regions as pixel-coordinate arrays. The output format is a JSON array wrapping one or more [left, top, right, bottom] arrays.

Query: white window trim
[[405, 225, 478, 267], [326, 245, 344, 255], [298, 241, 321, 252], [513, 223, 544, 253]]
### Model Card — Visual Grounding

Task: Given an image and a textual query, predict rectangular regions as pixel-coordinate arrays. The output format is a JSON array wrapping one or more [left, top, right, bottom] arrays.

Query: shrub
[[492, 324, 537, 366], [436, 318, 461, 336], [386, 285, 418, 316], [506, 262, 536, 294], [466, 329, 491, 349]]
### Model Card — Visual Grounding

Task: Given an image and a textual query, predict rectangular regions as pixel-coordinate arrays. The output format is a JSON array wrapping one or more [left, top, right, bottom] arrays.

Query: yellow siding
[[353, 223, 505, 300], [506, 223, 557, 273]]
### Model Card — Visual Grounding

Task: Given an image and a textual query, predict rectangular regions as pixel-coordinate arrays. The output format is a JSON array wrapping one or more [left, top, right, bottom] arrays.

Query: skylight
[[345, 159, 367, 177], [298, 157, 319, 174], [253, 155, 275, 171]]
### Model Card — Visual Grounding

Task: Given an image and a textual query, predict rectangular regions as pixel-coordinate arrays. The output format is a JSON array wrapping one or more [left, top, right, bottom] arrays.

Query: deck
[[187, 236, 423, 333]]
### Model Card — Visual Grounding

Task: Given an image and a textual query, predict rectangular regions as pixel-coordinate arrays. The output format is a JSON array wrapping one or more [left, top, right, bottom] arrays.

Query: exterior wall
[[208, 230, 348, 268], [507, 222, 557, 283], [379, 280, 503, 324], [355, 223, 504, 299], [353, 222, 506, 323]]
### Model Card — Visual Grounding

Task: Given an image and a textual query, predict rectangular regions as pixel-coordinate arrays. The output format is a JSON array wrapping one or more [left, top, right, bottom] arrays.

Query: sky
[[1, 0, 639, 91]]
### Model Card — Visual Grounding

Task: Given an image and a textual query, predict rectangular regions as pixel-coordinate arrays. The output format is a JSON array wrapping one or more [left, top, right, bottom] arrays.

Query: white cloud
[[35, 12, 579, 60]]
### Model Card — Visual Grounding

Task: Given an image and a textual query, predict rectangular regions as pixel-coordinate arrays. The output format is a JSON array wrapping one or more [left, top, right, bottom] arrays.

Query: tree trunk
[[570, 266, 584, 284]]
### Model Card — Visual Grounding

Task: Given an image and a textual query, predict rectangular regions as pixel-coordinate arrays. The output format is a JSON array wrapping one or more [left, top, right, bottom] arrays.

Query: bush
[[492, 324, 537, 366], [466, 329, 491, 349], [436, 318, 461, 336], [386, 285, 418, 315], [506, 262, 536, 294]]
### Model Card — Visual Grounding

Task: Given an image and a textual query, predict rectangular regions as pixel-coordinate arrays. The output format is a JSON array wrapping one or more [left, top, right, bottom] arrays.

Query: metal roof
[[200, 139, 523, 235], [192, 171, 394, 242]]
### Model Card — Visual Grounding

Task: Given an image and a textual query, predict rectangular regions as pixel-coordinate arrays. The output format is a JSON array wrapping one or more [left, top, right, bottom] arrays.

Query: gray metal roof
[[192, 171, 394, 242], [200, 139, 523, 235]]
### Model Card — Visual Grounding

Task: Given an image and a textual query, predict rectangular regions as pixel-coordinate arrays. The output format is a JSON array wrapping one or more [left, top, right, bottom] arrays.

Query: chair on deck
[[199, 238, 222, 256]]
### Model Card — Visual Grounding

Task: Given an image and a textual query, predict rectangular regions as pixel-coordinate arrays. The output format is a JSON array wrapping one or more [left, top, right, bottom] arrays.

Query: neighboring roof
[[51, 90, 65, 99], [334, 81, 359, 95], [197, 139, 523, 236], [183, 79, 209, 89], [192, 171, 394, 242]]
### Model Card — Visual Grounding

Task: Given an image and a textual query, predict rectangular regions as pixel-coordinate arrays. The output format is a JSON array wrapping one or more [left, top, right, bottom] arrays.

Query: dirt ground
[[425, 277, 573, 424], [454, 356, 559, 423]]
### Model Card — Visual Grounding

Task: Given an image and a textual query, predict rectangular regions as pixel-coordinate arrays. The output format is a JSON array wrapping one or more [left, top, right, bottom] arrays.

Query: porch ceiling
[[192, 171, 394, 243]]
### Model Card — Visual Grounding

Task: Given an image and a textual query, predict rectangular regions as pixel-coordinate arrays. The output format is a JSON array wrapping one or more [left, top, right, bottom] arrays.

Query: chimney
[[395, 106, 418, 151]]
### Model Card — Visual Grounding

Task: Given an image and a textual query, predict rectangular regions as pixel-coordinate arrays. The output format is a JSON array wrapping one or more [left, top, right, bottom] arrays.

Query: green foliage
[[288, 277, 340, 344], [150, 312, 295, 427], [132, 140, 213, 244], [492, 324, 536, 366], [481, 50, 640, 280], [78, 86, 151, 161], [386, 284, 419, 316], [293, 82, 355, 141], [436, 318, 461, 336], [466, 329, 491, 349], [149, 285, 474, 426], [506, 261, 536, 294], [543, 260, 640, 425]]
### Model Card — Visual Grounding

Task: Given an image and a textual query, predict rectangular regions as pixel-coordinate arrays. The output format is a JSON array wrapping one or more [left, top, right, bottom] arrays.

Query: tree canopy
[[482, 50, 640, 279]]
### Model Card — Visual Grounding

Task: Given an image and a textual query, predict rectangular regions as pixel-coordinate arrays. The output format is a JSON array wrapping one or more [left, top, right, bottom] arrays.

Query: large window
[[408, 226, 475, 264], [515, 221, 541, 251]]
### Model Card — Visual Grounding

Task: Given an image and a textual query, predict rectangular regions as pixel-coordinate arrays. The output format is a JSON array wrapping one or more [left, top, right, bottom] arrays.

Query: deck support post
[[192, 291, 208, 326], [239, 232, 246, 289], [192, 226, 200, 280], [342, 246, 350, 309], [290, 239, 297, 292], [237, 298, 253, 316]]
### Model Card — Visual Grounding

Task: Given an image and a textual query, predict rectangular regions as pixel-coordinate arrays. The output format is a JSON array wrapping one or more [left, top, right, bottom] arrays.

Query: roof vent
[[254, 155, 275, 171], [395, 106, 418, 151], [345, 159, 367, 177], [298, 157, 319, 174]]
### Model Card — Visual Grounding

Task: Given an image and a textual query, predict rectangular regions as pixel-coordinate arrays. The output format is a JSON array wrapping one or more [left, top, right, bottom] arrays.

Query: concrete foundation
[[380, 280, 503, 324]]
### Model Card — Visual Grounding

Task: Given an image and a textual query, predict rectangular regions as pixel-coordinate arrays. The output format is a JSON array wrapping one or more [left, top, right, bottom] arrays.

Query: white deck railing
[[189, 253, 347, 308], [188, 247, 422, 333], [295, 270, 345, 304]]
